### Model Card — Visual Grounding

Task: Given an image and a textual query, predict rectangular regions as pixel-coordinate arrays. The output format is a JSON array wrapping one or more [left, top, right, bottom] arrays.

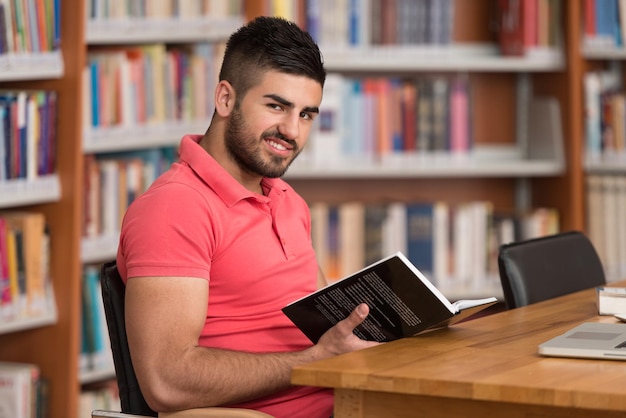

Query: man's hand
[[314, 303, 381, 358]]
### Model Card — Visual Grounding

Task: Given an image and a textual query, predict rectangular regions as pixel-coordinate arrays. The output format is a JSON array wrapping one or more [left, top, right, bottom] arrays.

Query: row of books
[[495, 0, 562, 56], [0, 361, 48, 418], [0, 211, 53, 322], [304, 0, 455, 47], [83, 148, 177, 239], [0, 90, 57, 182], [583, 69, 626, 162], [305, 73, 472, 166], [83, 43, 222, 130], [87, 0, 242, 20], [587, 174, 626, 282], [80, 264, 114, 377], [582, 0, 626, 47], [250, 0, 453, 47], [311, 200, 559, 292], [0, 0, 60, 56]]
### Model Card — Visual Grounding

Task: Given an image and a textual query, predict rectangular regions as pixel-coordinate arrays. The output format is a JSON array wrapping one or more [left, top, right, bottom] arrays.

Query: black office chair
[[497, 230, 607, 309], [93, 260, 273, 418]]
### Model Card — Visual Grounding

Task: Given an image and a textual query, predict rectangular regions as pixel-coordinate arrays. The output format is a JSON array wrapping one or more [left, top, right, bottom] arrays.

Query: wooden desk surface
[[292, 282, 626, 417]]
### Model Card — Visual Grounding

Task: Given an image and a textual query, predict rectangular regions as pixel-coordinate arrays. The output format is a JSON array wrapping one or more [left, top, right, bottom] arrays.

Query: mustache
[[261, 130, 297, 148]]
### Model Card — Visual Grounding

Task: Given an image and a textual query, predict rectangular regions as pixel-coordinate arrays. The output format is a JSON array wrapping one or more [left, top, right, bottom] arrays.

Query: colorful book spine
[[0, 90, 57, 180]]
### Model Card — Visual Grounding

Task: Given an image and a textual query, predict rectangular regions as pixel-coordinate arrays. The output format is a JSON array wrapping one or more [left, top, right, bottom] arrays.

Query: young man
[[116, 16, 379, 418]]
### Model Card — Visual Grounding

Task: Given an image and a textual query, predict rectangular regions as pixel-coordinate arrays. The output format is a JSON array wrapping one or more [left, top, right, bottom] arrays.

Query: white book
[[432, 201, 450, 285], [26, 93, 37, 180], [310, 73, 345, 167], [382, 202, 407, 257], [339, 202, 365, 278], [0, 362, 39, 418], [617, 176, 626, 278], [603, 175, 620, 279], [586, 175, 605, 266], [99, 159, 120, 237], [597, 286, 626, 315]]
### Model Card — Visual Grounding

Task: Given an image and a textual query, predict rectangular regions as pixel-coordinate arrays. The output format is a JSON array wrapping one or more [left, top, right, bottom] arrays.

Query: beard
[[224, 106, 301, 178]]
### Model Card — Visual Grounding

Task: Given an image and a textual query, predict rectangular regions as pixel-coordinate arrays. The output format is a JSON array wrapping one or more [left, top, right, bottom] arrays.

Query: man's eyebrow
[[264, 94, 319, 114]]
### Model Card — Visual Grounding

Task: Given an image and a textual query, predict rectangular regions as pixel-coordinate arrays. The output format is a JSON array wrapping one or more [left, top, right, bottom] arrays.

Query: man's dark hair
[[219, 16, 326, 101]]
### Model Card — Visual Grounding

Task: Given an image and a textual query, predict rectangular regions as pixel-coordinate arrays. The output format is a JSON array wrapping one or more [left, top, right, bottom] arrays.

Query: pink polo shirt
[[117, 135, 332, 418]]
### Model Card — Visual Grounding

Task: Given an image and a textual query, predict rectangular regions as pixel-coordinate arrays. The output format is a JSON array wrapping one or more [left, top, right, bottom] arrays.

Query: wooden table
[[291, 282, 626, 418]]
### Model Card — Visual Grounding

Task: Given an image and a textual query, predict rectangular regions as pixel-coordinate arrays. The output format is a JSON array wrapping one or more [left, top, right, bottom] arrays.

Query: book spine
[[0, 217, 12, 319]]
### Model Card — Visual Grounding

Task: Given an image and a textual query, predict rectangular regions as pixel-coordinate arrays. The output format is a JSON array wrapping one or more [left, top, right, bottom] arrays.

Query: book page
[[452, 297, 499, 313]]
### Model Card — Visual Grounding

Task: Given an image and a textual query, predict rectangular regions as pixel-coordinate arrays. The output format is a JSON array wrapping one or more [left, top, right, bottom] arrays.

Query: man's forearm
[[137, 344, 322, 412]]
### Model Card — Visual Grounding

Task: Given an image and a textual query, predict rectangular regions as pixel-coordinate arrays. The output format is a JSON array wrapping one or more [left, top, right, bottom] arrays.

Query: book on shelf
[[0, 90, 57, 181], [587, 0, 621, 46], [0, 361, 41, 418], [597, 286, 626, 315], [0, 211, 49, 319], [80, 265, 114, 373], [79, 380, 120, 418], [310, 200, 558, 289], [83, 148, 177, 241], [0, 0, 59, 55], [496, 0, 528, 56], [586, 173, 626, 281], [282, 251, 498, 343], [496, 0, 561, 55]]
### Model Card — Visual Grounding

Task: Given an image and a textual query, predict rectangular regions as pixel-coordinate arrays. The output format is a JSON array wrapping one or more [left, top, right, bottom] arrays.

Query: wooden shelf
[[80, 365, 116, 385], [0, 175, 62, 208], [581, 44, 626, 60], [323, 44, 565, 72], [83, 120, 207, 153], [85, 16, 243, 44], [0, 310, 58, 335], [0, 289, 58, 335], [81, 234, 120, 264], [288, 146, 564, 179], [585, 158, 626, 174], [0, 51, 64, 81]]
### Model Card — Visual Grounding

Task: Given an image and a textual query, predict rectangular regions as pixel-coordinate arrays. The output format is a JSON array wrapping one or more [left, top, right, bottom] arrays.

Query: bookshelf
[[0, 1, 597, 418], [77, 2, 245, 408], [249, 0, 574, 296], [0, 4, 86, 418], [578, 0, 626, 282]]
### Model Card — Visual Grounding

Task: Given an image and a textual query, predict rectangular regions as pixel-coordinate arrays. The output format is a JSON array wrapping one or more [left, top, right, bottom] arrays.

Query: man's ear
[[215, 80, 235, 117]]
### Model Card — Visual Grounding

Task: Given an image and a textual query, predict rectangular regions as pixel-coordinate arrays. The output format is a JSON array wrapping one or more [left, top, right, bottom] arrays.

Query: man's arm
[[125, 275, 377, 412]]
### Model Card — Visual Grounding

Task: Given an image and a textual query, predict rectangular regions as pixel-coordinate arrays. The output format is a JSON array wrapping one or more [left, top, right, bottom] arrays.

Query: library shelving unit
[[0, 2, 593, 418], [577, 1, 626, 282], [78, 5, 244, 391], [0, 4, 86, 418], [246, 1, 579, 299]]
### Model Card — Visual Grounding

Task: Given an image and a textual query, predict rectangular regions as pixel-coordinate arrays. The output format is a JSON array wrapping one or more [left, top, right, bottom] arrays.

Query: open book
[[283, 252, 498, 343]]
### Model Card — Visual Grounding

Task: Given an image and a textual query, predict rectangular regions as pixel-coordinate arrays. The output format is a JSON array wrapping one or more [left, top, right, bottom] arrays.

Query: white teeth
[[268, 140, 287, 151]]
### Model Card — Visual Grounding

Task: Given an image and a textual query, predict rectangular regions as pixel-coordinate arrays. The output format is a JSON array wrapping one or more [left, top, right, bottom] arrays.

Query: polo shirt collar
[[179, 135, 287, 207]]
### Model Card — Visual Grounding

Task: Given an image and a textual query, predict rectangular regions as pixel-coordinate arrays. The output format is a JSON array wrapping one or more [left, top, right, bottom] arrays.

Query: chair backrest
[[101, 260, 158, 417], [497, 230, 606, 309]]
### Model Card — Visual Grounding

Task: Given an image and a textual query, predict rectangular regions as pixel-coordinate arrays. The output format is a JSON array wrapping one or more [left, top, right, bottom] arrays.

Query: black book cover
[[283, 252, 497, 343]]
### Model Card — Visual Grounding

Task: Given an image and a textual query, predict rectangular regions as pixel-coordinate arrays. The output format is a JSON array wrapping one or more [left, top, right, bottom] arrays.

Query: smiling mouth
[[267, 138, 289, 151]]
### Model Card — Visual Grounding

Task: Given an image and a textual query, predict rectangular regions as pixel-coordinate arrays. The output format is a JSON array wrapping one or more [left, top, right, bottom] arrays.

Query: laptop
[[538, 322, 626, 361]]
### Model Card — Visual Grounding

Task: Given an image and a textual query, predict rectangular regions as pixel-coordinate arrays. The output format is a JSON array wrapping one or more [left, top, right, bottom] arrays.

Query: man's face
[[224, 71, 322, 178]]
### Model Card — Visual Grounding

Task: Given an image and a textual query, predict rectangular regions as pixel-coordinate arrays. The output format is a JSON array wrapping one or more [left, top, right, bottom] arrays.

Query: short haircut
[[219, 16, 326, 102]]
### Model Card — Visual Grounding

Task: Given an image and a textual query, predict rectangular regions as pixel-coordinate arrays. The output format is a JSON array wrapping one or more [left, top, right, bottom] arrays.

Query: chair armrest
[[92, 411, 150, 418], [93, 408, 274, 418], [159, 408, 274, 418]]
